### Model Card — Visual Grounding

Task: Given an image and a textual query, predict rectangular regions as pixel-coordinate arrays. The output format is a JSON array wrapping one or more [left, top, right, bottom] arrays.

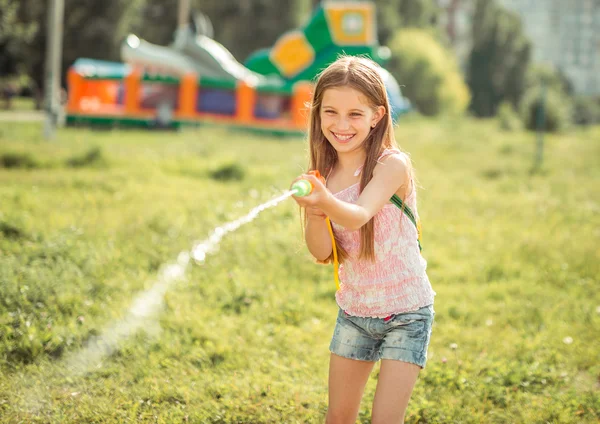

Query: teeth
[[334, 133, 354, 141]]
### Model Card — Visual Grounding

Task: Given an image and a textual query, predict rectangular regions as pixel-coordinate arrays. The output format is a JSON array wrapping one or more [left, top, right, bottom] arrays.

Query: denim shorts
[[329, 304, 435, 368]]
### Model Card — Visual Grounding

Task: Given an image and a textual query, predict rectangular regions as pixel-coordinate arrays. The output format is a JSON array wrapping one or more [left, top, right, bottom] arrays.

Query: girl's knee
[[371, 407, 406, 424], [326, 408, 359, 424]]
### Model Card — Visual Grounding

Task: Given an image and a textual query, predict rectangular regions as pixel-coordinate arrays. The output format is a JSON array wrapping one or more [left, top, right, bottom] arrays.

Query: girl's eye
[[351, 113, 362, 117], [324, 110, 336, 115]]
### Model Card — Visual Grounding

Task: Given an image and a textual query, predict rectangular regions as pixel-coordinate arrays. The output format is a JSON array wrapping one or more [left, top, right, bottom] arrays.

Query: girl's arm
[[304, 208, 333, 261], [297, 154, 409, 231]]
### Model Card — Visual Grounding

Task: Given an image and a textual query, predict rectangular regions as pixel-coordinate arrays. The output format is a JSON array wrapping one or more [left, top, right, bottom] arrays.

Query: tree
[[0, 0, 37, 76], [520, 63, 574, 131], [2, 0, 311, 103], [6, 0, 140, 107], [127, 0, 303, 62], [387, 28, 470, 116], [128, 0, 179, 46], [377, 0, 440, 45], [524, 64, 574, 96], [195, 0, 302, 61], [467, 0, 531, 117]]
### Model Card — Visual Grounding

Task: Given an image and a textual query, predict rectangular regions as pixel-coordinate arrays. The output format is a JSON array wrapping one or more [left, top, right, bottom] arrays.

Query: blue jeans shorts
[[329, 304, 435, 368]]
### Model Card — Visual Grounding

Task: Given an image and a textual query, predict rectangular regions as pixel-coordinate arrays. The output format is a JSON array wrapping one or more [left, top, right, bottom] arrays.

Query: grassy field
[[0, 118, 598, 423], [2, 96, 37, 112]]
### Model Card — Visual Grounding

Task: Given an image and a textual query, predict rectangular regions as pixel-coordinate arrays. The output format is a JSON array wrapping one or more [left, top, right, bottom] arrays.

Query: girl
[[291, 56, 436, 424]]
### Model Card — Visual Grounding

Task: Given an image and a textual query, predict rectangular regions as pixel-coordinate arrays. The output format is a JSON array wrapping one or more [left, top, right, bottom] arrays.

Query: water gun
[[291, 171, 340, 291]]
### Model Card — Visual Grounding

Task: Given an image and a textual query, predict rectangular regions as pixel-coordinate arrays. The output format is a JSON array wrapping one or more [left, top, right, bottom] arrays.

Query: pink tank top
[[329, 149, 436, 318]]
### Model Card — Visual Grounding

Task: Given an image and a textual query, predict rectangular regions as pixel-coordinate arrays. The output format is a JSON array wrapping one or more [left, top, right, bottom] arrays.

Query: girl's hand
[[290, 172, 330, 208]]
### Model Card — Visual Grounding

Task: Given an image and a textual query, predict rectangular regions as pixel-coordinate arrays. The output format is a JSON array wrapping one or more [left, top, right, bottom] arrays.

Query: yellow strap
[[325, 217, 340, 290]]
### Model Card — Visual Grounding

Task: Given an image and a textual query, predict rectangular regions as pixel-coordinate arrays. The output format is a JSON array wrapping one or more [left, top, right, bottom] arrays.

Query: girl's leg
[[370, 359, 421, 424], [326, 353, 375, 424]]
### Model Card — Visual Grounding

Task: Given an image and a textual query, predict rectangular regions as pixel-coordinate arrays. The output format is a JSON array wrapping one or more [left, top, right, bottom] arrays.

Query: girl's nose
[[337, 117, 350, 130]]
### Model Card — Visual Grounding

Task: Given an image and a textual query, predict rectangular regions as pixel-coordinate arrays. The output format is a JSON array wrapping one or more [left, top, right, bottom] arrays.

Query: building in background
[[436, 0, 474, 71], [499, 0, 600, 95], [438, 0, 600, 95]]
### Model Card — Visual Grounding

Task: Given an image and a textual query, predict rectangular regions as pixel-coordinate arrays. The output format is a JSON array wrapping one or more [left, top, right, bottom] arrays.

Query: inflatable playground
[[66, 1, 411, 134]]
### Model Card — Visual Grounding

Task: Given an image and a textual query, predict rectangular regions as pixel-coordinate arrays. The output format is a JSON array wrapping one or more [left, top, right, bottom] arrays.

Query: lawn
[[3, 96, 37, 112], [0, 118, 598, 423]]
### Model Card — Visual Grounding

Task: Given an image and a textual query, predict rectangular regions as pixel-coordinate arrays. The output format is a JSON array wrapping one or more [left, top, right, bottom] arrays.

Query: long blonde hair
[[306, 56, 410, 263]]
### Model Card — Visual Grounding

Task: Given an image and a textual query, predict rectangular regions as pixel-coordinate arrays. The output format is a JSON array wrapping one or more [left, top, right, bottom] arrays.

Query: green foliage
[[468, 0, 531, 117], [497, 101, 522, 132], [375, 0, 441, 45], [0, 221, 27, 240], [525, 64, 574, 96], [572, 95, 600, 126], [387, 29, 470, 116], [60, 0, 141, 71], [520, 86, 572, 133], [127, 0, 177, 47], [65, 146, 107, 168], [520, 64, 574, 132], [2, 0, 142, 94], [0, 0, 38, 75], [189, 0, 303, 61], [0, 152, 39, 169], [0, 111, 599, 420], [4, 0, 303, 95], [0, 147, 106, 169], [209, 161, 246, 182]]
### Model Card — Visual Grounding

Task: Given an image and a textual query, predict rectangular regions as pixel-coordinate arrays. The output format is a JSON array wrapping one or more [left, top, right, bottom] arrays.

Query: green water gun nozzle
[[290, 179, 313, 197]]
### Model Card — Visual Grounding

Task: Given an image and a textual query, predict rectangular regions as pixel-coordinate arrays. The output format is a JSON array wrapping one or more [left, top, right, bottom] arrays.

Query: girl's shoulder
[[378, 148, 408, 162], [374, 148, 414, 198], [354, 148, 407, 177], [375, 149, 410, 174]]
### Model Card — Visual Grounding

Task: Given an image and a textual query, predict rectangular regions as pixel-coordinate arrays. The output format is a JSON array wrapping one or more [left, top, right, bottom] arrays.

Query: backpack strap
[[390, 194, 422, 251]]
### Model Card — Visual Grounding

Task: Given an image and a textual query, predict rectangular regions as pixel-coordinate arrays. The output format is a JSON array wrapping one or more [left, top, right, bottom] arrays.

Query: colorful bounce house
[[66, 1, 411, 134]]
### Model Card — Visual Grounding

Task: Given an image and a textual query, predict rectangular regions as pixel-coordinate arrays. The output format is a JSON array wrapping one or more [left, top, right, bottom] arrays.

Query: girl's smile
[[331, 132, 356, 143]]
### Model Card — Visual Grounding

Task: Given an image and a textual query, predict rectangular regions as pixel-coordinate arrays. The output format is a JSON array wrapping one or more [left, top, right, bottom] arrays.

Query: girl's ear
[[371, 105, 386, 128]]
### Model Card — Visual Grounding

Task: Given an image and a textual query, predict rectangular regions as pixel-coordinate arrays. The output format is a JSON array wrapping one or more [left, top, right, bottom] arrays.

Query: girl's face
[[320, 86, 385, 155]]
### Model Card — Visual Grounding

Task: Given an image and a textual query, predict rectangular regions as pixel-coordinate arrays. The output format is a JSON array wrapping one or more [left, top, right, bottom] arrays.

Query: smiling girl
[[291, 56, 436, 424]]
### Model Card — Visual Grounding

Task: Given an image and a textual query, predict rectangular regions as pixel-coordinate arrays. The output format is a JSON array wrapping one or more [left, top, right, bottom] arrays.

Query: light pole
[[44, 0, 65, 140], [178, 0, 191, 28]]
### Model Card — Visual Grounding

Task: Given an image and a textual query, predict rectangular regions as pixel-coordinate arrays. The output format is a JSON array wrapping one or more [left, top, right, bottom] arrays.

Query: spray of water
[[63, 189, 297, 375]]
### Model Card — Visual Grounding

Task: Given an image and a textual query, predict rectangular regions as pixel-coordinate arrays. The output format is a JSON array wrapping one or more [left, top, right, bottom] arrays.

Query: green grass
[[0, 118, 598, 423], [3, 96, 37, 111]]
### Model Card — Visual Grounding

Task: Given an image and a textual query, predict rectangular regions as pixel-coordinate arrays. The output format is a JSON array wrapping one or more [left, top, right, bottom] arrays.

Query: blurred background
[[1, 0, 599, 128], [0, 1, 599, 422]]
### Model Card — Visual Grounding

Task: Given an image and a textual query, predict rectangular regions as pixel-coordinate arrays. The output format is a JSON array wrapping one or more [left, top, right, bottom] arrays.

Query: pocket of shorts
[[389, 316, 417, 327]]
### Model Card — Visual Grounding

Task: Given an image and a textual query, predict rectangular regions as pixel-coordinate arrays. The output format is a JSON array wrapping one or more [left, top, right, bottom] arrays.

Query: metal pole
[[534, 78, 546, 170], [44, 0, 65, 140], [178, 0, 191, 28]]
